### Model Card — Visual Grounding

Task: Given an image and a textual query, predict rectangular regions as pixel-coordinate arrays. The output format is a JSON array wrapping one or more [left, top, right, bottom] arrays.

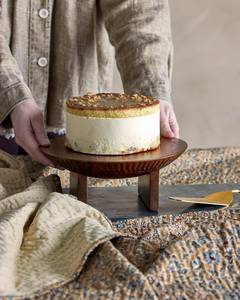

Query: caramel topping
[[66, 92, 159, 111]]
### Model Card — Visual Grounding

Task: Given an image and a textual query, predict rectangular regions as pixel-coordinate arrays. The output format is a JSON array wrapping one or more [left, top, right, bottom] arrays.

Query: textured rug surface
[[33, 209, 240, 300], [0, 147, 239, 299]]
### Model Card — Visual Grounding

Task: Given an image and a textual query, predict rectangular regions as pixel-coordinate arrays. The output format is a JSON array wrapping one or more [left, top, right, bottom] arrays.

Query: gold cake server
[[168, 190, 240, 207]]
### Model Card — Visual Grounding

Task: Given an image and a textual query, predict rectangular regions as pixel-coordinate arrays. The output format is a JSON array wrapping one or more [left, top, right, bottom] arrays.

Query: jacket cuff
[[0, 82, 33, 125], [124, 80, 172, 103], [146, 81, 172, 102]]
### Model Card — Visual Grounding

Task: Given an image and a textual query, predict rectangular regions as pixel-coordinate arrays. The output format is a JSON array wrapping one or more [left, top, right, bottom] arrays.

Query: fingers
[[161, 109, 174, 138], [160, 100, 180, 139], [15, 120, 54, 167], [10, 99, 54, 167], [169, 111, 180, 138], [25, 132, 54, 167], [30, 114, 64, 168], [30, 112, 50, 146]]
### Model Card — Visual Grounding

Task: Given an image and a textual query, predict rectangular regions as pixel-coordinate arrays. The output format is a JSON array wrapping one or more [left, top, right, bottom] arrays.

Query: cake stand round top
[[41, 136, 187, 178]]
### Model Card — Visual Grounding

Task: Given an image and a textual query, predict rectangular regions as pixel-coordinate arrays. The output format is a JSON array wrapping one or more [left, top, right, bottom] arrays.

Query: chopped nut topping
[[66, 92, 159, 110]]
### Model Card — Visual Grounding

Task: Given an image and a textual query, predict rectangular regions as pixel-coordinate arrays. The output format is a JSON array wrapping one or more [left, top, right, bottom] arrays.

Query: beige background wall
[[112, 0, 240, 149]]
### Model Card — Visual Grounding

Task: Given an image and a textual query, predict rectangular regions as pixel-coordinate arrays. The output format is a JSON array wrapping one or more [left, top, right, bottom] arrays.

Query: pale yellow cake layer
[[65, 103, 160, 118]]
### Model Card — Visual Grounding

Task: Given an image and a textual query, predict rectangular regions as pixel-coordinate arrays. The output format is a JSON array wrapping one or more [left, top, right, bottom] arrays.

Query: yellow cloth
[[0, 150, 119, 297]]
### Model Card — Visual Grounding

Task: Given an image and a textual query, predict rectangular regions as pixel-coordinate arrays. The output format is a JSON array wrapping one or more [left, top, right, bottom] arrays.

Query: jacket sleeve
[[0, 26, 33, 125], [99, 0, 173, 101]]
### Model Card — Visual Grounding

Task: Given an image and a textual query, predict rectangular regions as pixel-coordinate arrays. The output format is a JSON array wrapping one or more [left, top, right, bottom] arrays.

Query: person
[[0, 0, 179, 167]]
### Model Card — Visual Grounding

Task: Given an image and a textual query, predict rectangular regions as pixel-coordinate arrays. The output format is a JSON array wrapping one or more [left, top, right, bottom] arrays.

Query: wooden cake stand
[[41, 136, 187, 212]]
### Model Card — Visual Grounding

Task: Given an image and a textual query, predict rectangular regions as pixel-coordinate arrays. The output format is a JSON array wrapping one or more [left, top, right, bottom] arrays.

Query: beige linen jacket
[[0, 0, 173, 135]]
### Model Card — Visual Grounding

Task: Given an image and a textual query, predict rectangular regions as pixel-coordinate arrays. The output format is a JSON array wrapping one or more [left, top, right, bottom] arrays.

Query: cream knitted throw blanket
[[0, 150, 119, 297]]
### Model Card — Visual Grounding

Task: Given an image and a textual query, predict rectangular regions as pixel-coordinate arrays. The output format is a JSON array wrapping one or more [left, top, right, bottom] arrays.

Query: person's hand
[[160, 100, 179, 138], [10, 99, 54, 167]]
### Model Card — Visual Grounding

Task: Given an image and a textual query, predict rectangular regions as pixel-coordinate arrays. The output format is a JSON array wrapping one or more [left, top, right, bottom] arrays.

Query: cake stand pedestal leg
[[138, 169, 160, 212], [69, 170, 160, 212], [70, 172, 88, 203]]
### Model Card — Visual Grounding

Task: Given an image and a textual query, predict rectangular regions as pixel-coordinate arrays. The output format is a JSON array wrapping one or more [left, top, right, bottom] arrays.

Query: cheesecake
[[65, 93, 160, 155]]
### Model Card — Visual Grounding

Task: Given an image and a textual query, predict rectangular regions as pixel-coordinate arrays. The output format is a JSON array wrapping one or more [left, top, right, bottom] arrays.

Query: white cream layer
[[66, 111, 160, 155]]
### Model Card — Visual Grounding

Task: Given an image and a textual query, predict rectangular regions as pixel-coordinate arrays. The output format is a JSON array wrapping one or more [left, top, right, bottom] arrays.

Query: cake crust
[[65, 93, 160, 118]]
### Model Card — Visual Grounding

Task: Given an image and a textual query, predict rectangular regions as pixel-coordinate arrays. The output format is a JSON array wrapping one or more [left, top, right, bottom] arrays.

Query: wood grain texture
[[41, 136, 187, 179], [138, 170, 160, 211], [70, 173, 88, 202], [41, 136, 187, 212]]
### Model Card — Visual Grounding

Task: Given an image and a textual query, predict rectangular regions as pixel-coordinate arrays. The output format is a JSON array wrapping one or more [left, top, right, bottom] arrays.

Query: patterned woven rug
[[0, 147, 239, 299], [34, 209, 240, 300]]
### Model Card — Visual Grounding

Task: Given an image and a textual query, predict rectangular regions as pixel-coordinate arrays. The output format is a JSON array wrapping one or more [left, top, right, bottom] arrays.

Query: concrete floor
[[112, 0, 240, 149]]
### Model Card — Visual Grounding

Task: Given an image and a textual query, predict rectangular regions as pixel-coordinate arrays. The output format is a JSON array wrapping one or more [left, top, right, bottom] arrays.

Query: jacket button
[[38, 57, 48, 67], [38, 8, 49, 19]]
